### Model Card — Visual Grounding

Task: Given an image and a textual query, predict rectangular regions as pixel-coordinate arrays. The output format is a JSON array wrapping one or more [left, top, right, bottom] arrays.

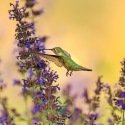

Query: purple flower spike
[[9, 1, 68, 124]]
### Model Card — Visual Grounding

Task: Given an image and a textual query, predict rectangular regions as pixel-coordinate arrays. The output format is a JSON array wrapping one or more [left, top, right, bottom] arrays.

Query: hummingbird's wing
[[37, 53, 64, 67]]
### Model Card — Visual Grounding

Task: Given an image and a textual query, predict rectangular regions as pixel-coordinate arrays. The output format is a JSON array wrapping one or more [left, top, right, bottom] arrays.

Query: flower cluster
[[0, 97, 20, 125], [62, 77, 104, 125], [62, 71, 125, 125], [0, 75, 21, 125], [112, 59, 125, 124], [9, 0, 68, 125]]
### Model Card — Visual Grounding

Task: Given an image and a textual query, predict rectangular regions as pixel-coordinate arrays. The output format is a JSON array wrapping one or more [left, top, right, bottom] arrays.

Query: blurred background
[[0, 0, 125, 123]]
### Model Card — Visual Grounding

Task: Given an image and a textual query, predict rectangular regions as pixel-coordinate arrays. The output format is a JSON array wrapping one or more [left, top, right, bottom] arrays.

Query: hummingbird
[[37, 47, 92, 76]]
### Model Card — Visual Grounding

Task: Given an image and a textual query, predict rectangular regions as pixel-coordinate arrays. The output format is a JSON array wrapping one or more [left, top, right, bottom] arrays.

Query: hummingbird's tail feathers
[[81, 67, 92, 71]]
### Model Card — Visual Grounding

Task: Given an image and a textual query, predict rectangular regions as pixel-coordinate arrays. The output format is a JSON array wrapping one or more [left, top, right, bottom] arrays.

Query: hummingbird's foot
[[70, 71, 73, 76], [66, 70, 70, 76], [66, 71, 72, 76]]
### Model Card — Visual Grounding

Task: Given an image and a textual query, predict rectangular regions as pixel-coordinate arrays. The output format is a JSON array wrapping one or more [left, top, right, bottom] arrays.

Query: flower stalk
[[122, 110, 125, 125]]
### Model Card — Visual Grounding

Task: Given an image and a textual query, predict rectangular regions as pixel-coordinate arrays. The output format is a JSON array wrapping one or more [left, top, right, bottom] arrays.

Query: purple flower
[[42, 97, 47, 104], [88, 113, 98, 120], [32, 104, 40, 114], [35, 37, 48, 51], [115, 90, 125, 98], [25, 41, 30, 48], [29, 68, 33, 78], [115, 99, 125, 109], [9, 1, 26, 21], [13, 79, 21, 86], [73, 108, 82, 118], [74, 108, 81, 114], [34, 90, 43, 99], [119, 91, 125, 98], [36, 60, 47, 69], [37, 78, 44, 84], [21, 82, 29, 95], [0, 112, 8, 121]]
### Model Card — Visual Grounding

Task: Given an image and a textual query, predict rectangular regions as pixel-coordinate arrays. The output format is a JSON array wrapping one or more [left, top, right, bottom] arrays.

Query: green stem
[[122, 110, 125, 125], [24, 97, 30, 125]]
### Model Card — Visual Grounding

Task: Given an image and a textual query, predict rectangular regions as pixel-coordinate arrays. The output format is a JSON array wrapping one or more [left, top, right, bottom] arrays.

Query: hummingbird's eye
[[54, 49, 57, 53]]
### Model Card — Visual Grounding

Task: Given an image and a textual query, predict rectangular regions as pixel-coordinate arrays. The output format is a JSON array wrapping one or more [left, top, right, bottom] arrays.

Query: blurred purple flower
[[115, 99, 125, 109], [29, 68, 33, 78], [88, 113, 98, 121], [35, 37, 48, 52], [37, 78, 44, 85], [32, 104, 40, 114], [119, 91, 125, 98], [13, 79, 21, 86], [25, 41, 31, 48]]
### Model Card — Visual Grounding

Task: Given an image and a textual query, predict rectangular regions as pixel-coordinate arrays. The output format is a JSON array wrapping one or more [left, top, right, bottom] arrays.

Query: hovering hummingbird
[[37, 47, 92, 76]]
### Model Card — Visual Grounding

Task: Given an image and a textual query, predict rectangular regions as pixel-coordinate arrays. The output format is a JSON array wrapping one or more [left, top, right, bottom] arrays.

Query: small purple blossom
[[25, 41, 31, 48], [13, 79, 21, 86], [35, 37, 48, 52], [115, 99, 125, 109], [36, 60, 47, 69], [0, 112, 8, 122], [29, 68, 33, 78], [37, 78, 44, 85], [118, 91, 125, 98], [32, 104, 40, 114], [88, 113, 98, 121]]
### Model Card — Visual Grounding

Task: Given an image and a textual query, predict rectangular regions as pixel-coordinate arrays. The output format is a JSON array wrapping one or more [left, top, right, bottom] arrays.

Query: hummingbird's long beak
[[43, 49, 53, 51]]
